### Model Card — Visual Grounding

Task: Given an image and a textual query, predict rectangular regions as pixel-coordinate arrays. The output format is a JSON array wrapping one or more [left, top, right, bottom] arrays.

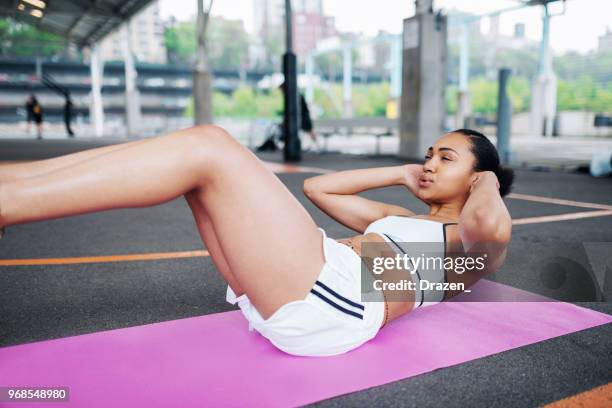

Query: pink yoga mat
[[0, 280, 610, 408]]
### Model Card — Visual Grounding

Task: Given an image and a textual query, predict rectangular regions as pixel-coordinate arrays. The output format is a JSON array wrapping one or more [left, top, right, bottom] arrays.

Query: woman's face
[[416, 132, 477, 203]]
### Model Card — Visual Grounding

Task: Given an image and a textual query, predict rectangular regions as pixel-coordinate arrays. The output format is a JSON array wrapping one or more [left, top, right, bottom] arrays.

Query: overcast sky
[[159, 0, 612, 54]]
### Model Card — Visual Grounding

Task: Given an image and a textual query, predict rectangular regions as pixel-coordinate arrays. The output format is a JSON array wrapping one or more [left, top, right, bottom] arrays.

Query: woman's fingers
[[403, 164, 423, 190]]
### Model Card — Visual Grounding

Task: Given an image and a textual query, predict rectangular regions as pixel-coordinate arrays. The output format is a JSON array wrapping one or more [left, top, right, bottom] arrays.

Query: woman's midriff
[[336, 233, 415, 329]]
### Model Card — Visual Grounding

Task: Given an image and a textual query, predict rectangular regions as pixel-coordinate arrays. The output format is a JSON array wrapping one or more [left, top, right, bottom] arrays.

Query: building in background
[[253, 0, 283, 38], [446, 10, 482, 38], [250, 0, 281, 69], [598, 28, 612, 52], [250, 0, 336, 68], [293, 4, 337, 57], [99, 1, 167, 64], [479, 17, 537, 80]]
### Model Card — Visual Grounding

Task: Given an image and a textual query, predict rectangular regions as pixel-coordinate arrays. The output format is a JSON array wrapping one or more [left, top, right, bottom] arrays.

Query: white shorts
[[226, 227, 386, 357]]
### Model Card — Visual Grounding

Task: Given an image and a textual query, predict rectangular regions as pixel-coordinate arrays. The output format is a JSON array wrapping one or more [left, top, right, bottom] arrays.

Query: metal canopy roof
[[0, 0, 156, 48]]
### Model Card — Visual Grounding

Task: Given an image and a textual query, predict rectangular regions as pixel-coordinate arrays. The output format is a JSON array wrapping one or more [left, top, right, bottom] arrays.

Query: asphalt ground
[[1, 138, 611, 407]]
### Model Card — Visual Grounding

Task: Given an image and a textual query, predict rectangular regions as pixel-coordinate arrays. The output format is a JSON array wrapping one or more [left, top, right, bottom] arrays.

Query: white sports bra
[[363, 216, 458, 308]]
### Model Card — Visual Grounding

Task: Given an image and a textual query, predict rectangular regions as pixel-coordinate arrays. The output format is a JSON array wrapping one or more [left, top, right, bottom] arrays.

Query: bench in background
[[313, 117, 398, 155]]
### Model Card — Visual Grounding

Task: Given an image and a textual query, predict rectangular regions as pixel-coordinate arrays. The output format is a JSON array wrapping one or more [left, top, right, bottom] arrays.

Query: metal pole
[[531, 2, 557, 138], [342, 45, 352, 118], [285, 0, 293, 53], [90, 45, 104, 137], [305, 53, 314, 104], [282, 0, 301, 161], [456, 22, 471, 128], [35, 57, 42, 80], [497, 68, 512, 165], [538, 4, 550, 78], [390, 36, 402, 99], [194, 0, 213, 125], [122, 22, 141, 138], [542, 4, 556, 137], [459, 24, 469, 93]]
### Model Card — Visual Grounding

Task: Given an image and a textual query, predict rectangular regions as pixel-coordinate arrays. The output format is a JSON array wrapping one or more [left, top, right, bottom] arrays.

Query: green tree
[[446, 85, 458, 114], [495, 47, 539, 79], [593, 83, 612, 113], [232, 86, 257, 117], [186, 91, 233, 118], [255, 88, 283, 119], [164, 21, 197, 64], [262, 29, 283, 71], [554, 50, 612, 86], [0, 18, 66, 58], [165, 16, 249, 69], [572, 75, 598, 110], [447, 76, 530, 114], [314, 85, 343, 118], [212, 92, 233, 117], [207, 17, 249, 69], [469, 77, 498, 114], [353, 83, 389, 117], [507, 77, 531, 113], [315, 49, 360, 81]]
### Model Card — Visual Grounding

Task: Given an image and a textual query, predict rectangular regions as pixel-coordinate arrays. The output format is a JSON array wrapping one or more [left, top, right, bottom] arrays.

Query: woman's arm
[[458, 171, 512, 272], [303, 165, 418, 233]]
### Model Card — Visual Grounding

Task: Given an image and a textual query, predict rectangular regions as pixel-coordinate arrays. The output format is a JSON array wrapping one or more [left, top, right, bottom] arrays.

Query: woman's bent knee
[[188, 125, 240, 151], [184, 125, 246, 185]]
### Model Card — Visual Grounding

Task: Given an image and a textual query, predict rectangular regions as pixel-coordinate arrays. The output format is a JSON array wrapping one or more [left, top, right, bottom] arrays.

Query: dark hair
[[451, 128, 515, 197]]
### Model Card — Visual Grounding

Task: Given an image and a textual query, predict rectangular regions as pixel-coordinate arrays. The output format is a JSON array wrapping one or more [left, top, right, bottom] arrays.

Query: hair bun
[[495, 166, 515, 197]]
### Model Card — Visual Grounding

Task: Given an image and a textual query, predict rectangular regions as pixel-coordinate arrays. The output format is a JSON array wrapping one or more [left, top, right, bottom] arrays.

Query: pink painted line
[[507, 193, 612, 211], [260, 165, 612, 213], [512, 209, 612, 225], [262, 161, 332, 174]]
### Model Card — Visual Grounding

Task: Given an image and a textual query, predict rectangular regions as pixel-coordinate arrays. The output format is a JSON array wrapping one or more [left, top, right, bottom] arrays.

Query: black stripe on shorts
[[314, 280, 365, 310], [310, 284, 364, 319]]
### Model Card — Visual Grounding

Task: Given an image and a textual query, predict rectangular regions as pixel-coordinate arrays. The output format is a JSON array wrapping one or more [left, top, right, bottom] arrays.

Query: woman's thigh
[[193, 135, 326, 320], [183, 189, 245, 297]]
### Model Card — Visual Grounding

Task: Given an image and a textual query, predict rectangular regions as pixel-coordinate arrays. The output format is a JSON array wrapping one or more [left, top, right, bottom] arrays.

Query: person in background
[[298, 91, 321, 153], [25, 94, 34, 135], [279, 82, 321, 153], [25, 94, 44, 140], [64, 92, 75, 138]]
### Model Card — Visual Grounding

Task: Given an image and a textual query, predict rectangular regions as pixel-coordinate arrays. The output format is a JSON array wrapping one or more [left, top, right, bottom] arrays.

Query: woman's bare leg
[[0, 131, 244, 298], [184, 189, 245, 297], [0, 129, 245, 301], [184, 134, 325, 319], [0, 138, 151, 182], [0, 126, 211, 227], [0, 124, 325, 319]]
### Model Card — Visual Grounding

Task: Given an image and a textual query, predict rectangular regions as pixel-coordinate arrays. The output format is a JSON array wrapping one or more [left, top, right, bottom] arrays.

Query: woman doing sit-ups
[[0, 126, 513, 357]]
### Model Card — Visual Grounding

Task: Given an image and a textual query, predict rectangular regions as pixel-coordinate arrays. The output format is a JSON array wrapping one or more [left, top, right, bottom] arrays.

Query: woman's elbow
[[492, 217, 512, 244], [462, 210, 511, 244], [482, 209, 512, 243]]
